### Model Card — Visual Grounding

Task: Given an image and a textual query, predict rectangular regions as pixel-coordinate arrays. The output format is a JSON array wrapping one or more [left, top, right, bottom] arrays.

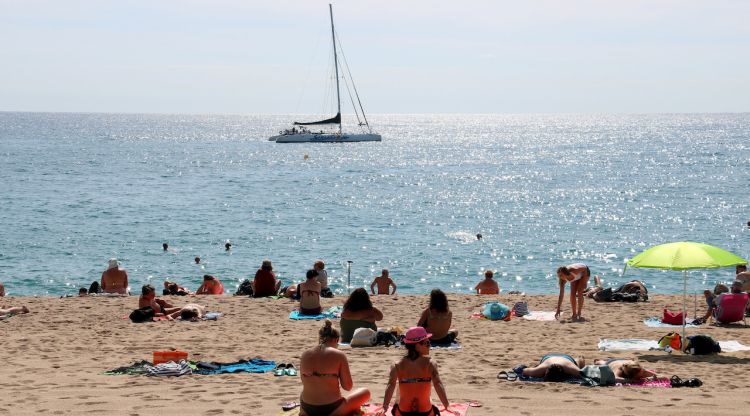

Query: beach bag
[[684, 335, 721, 355], [375, 329, 398, 346], [482, 302, 511, 321], [129, 306, 155, 323], [580, 365, 616, 387], [658, 332, 682, 350], [350, 328, 378, 347], [512, 301, 529, 317], [235, 279, 253, 296], [662, 308, 685, 325]]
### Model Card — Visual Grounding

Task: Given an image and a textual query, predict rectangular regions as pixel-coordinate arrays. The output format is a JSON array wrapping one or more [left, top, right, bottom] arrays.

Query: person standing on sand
[[371, 269, 397, 295], [299, 320, 371, 416], [380, 327, 454, 416], [555, 263, 590, 321], [474, 270, 499, 295], [101, 258, 129, 295]]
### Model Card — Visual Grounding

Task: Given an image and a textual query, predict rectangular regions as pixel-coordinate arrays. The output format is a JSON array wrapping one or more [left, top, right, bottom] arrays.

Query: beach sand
[[1, 294, 749, 415]]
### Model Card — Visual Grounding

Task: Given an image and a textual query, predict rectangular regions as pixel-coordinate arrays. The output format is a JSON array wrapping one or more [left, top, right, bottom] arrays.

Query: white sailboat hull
[[270, 133, 382, 143]]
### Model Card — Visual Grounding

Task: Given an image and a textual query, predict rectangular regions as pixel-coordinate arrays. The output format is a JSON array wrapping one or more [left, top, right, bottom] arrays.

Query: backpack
[[350, 327, 378, 347], [235, 279, 253, 296], [375, 330, 398, 346], [580, 365, 616, 387], [658, 332, 682, 350], [512, 301, 529, 317], [684, 335, 721, 355], [129, 306, 155, 323]]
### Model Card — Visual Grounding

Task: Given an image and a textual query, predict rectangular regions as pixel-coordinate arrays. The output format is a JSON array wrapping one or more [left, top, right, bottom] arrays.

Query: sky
[[0, 0, 748, 114]]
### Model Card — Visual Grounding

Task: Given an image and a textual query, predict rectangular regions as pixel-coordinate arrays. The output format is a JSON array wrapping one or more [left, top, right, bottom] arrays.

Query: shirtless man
[[138, 285, 180, 316], [735, 264, 750, 292], [474, 270, 500, 295], [101, 258, 128, 295], [167, 304, 206, 321], [522, 354, 585, 381], [371, 269, 397, 295]]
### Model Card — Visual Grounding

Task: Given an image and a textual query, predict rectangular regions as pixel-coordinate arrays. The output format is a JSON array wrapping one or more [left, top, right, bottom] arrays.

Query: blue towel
[[289, 306, 341, 320], [196, 359, 277, 375]]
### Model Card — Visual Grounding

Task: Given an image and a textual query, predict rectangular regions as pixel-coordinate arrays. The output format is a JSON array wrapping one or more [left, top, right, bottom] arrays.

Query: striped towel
[[147, 360, 192, 377]]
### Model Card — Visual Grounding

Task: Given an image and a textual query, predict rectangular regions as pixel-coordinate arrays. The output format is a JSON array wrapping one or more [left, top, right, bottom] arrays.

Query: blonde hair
[[621, 362, 643, 379], [314, 260, 325, 270], [319, 319, 339, 343]]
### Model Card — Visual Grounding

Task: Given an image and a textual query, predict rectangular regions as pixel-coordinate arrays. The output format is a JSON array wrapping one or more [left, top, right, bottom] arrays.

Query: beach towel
[[289, 306, 341, 320], [361, 403, 472, 416], [598, 338, 750, 352], [393, 341, 461, 350], [622, 378, 672, 388], [194, 358, 277, 375], [644, 317, 698, 328], [716, 340, 750, 352], [522, 311, 557, 321], [0, 313, 15, 321], [147, 360, 192, 377], [104, 361, 154, 376]]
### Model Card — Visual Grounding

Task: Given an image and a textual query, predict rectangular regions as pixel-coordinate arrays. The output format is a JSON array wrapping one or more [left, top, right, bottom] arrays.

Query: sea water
[[0, 112, 748, 297]]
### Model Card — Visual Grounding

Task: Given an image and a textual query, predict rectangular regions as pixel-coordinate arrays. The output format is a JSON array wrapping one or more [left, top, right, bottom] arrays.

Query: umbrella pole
[[682, 270, 687, 350]]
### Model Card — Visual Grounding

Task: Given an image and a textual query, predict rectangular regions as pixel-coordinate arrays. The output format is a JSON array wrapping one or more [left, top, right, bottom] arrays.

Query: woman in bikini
[[593, 358, 656, 383], [381, 327, 454, 416], [521, 354, 585, 381], [299, 269, 322, 315], [417, 289, 458, 346], [555, 263, 591, 321], [299, 319, 370, 416]]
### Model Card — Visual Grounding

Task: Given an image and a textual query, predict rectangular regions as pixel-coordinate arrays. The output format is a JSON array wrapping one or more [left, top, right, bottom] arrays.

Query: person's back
[[101, 258, 128, 295], [394, 356, 435, 413], [253, 260, 280, 297], [300, 269, 322, 315], [340, 288, 383, 343], [370, 269, 396, 295], [715, 284, 749, 323], [475, 270, 499, 295], [300, 343, 347, 405], [421, 308, 452, 340]]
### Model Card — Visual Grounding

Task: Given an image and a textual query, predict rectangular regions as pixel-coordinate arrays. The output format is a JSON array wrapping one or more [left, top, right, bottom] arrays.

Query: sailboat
[[269, 4, 382, 143]]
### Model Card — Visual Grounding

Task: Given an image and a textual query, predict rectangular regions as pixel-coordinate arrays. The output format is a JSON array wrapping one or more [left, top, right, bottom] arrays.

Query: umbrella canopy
[[626, 241, 747, 350], [627, 241, 747, 270]]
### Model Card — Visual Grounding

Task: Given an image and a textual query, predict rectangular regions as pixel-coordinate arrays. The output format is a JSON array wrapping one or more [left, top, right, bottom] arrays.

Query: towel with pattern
[[289, 306, 342, 320]]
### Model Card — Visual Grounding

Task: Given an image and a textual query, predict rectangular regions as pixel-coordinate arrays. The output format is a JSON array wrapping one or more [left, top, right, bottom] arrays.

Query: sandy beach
[[1, 293, 749, 415]]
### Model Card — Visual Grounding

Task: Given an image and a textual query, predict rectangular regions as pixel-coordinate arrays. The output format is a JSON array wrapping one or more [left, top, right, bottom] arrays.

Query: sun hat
[[483, 302, 510, 321], [107, 258, 121, 270], [403, 327, 432, 344]]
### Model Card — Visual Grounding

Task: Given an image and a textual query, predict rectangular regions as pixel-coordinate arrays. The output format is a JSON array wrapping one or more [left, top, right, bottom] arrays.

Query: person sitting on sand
[[166, 303, 206, 321], [474, 270, 499, 295], [1, 305, 29, 316], [101, 258, 129, 295], [300, 319, 371, 416], [314, 260, 333, 298], [163, 281, 191, 296], [299, 269, 323, 315], [417, 289, 458, 346], [253, 259, 282, 297], [381, 327, 454, 416], [0, 282, 4, 297], [521, 354, 585, 381], [370, 269, 397, 295], [340, 288, 383, 343], [139, 284, 180, 316], [593, 358, 656, 383], [555, 263, 590, 321], [196, 275, 224, 295], [736, 264, 750, 292]]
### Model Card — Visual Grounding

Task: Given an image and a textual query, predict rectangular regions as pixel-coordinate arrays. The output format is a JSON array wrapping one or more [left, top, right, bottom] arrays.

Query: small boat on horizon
[[269, 4, 381, 143]]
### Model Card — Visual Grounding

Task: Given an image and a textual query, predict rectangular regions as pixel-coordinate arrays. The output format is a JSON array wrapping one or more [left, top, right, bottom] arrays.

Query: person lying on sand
[[593, 358, 656, 383], [0, 305, 29, 316], [371, 269, 397, 295], [299, 319, 370, 416], [163, 281, 191, 296], [138, 285, 180, 316], [381, 327, 454, 415], [474, 270, 499, 295], [166, 304, 206, 321], [521, 354, 585, 381]]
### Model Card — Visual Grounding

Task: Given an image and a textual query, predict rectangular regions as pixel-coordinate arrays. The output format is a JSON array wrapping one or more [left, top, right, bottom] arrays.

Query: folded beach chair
[[712, 293, 749, 325]]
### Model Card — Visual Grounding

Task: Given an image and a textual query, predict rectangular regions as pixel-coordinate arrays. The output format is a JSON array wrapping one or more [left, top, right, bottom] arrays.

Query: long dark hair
[[306, 269, 318, 280], [344, 288, 373, 312], [405, 343, 421, 361], [429, 288, 448, 313]]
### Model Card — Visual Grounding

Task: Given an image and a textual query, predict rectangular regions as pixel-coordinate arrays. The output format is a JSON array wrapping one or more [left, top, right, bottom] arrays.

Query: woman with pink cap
[[381, 327, 453, 415]]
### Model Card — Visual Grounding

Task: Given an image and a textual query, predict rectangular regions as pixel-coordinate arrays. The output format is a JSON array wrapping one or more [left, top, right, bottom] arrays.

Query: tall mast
[[329, 4, 342, 134]]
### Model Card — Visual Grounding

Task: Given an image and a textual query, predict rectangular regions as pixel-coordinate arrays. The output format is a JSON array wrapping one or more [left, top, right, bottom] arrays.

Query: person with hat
[[101, 258, 129, 295], [253, 259, 282, 297], [381, 327, 454, 415]]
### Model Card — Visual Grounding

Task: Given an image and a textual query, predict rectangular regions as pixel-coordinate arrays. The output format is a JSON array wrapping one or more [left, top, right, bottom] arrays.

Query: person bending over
[[371, 269, 397, 295], [381, 327, 454, 415], [555, 263, 590, 320], [196, 275, 224, 295], [299, 319, 370, 416], [521, 354, 585, 381], [474, 270, 499, 295], [138, 284, 180, 316], [417, 289, 458, 346], [593, 358, 656, 383]]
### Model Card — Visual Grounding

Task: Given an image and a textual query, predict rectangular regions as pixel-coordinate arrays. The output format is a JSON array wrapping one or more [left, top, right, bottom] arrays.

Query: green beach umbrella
[[625, 241, 747, 346]]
